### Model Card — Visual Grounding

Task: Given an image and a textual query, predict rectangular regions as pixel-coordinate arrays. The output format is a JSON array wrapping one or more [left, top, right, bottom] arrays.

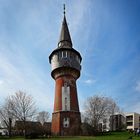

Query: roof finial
[[63, 4, 65, 15]]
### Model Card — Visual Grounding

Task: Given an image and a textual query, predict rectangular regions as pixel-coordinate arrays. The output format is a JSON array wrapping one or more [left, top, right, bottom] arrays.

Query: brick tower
[[49, 7, 82, 136]]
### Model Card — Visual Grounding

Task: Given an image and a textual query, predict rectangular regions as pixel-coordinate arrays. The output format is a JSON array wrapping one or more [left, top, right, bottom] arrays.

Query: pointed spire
[[63, 4, 65, 15], [58, 4, 72, 48]]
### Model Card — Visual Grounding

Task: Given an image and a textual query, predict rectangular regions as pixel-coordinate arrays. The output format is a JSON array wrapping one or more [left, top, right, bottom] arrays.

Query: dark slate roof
[[58, 15, 72, 47]]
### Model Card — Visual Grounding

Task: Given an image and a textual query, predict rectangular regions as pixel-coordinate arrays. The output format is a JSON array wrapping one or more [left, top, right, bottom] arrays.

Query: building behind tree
[[109, 114, 126, 131]]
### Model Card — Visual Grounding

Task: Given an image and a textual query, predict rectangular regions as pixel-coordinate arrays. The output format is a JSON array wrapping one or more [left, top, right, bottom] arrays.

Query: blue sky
[[0, 0, 140, 114]]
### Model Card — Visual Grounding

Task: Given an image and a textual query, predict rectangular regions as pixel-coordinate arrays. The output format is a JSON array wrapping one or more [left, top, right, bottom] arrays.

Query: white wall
[[62, 83, 70, 111]]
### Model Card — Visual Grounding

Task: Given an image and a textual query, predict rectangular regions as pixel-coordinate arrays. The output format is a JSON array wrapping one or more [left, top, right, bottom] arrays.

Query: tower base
[[51, 111, 81, 136]]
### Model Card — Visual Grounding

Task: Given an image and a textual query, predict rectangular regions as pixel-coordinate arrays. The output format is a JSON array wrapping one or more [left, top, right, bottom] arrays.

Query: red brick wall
[[54, 78, 63, 111], [60, 111, 81, 135], [51, 112, 61, 135], [51, 111, 81, 136], [54, 75, 79, 112], [52, 74, 81, 135]]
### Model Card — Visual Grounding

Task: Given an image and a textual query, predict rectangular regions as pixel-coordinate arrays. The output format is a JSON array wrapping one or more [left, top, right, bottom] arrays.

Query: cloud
[[0, 80, 3, 85], [135, 81, 140, 92], [0, 39, 54, 112], [84, 79, 96, 84]]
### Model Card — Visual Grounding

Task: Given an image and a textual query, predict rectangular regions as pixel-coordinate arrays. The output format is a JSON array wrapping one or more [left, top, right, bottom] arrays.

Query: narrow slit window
[[65, 97, 67, 111]]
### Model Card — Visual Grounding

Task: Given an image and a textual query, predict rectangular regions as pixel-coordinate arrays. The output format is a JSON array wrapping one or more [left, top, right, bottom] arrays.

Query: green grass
[[0, 132, 140, 140]]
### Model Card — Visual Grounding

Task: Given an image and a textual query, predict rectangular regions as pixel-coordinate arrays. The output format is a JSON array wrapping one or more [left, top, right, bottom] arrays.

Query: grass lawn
[[0, 132, 140, 140]]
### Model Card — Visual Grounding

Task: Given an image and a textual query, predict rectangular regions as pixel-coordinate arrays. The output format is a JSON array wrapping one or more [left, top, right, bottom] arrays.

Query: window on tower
[[67, 51, 69, 58], [65, 97, 67, 111], [61, 51, 68, 58], [70, 52, 73, 60], [76, 55, 80, 63], [58, 51, 62, 60], [62, 51, 64, 58], [63, 118, 70, 128], [63, 51, 66, 57], [58, 52, 59, 61]]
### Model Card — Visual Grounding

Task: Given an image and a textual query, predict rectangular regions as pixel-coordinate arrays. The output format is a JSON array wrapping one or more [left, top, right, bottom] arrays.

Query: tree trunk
[[9, 118, 12, 138]]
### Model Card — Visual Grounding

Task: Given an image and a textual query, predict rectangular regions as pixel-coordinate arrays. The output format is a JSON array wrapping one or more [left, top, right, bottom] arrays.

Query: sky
[[0, 0, 140, 115]]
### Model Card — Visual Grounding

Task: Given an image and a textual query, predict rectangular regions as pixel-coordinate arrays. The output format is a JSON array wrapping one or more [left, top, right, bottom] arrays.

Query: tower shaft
[[49, 9, 82, 136], [51, 75, 81, 135]]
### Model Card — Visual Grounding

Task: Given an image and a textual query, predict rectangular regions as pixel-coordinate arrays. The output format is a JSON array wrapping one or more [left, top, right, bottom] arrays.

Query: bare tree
[[8, 91, 37, 136], [108, 100, 120, 131], [36, 111, 50, 125], [84, 95, 120, 132], [0, 100, 14, 137]]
